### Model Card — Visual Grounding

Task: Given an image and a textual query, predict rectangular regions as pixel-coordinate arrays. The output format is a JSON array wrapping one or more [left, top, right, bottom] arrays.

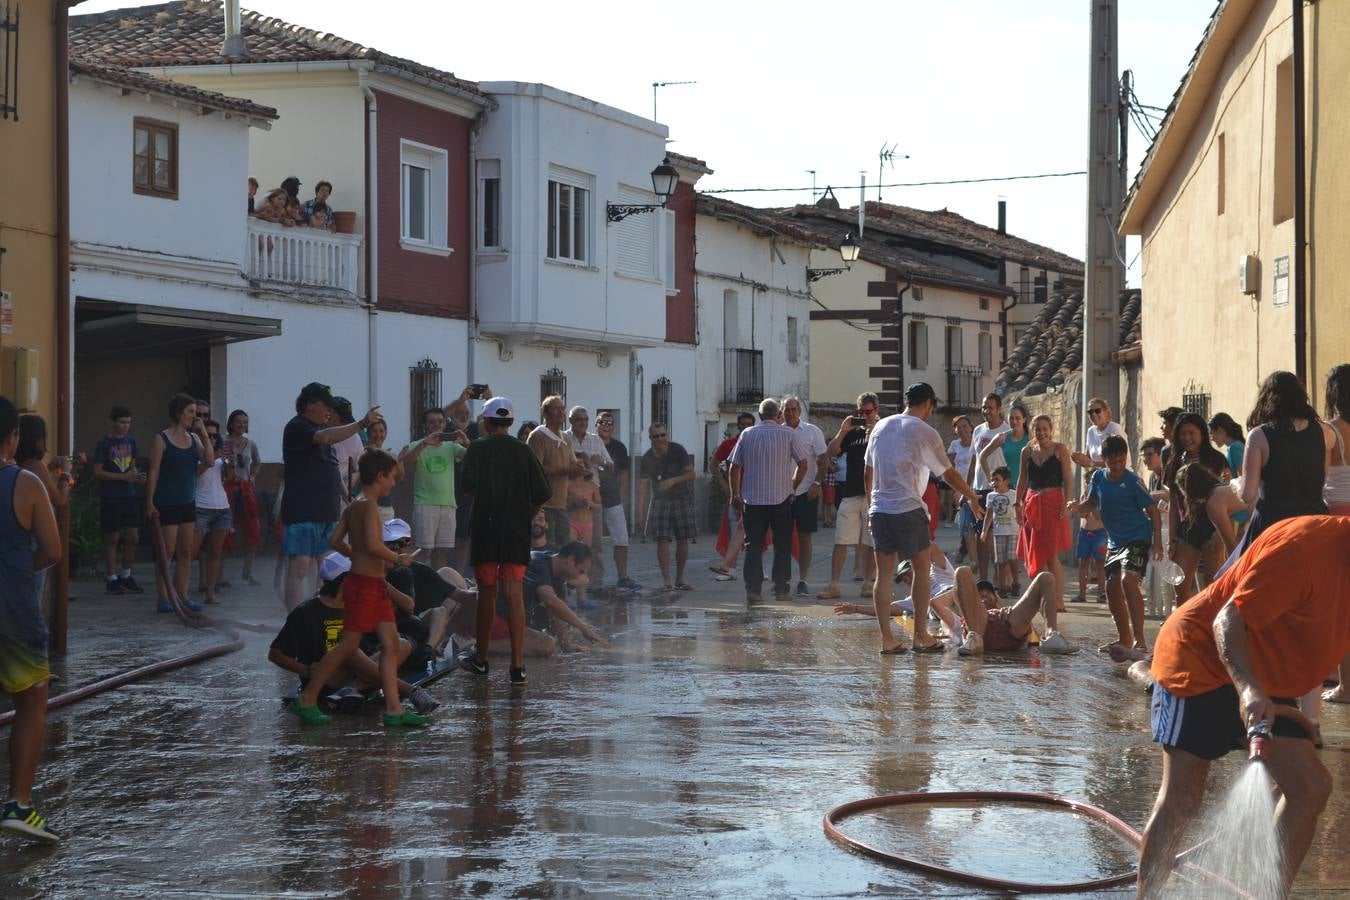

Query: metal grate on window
[[651, 377, 673, 432], [540, 367, 567, 405], [0, 3, 18, 120], [409, 358, 442, 442], [1182, 381, 1211, 421]]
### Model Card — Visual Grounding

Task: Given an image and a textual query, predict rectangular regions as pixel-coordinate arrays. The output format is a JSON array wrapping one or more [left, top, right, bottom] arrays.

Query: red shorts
[[473, 562, 526, 587], [342, 573, 394, 634], [983, 606, 1030, 654]]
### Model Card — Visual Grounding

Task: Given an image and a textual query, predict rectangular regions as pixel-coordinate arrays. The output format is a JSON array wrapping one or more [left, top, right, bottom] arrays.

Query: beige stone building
[[1121, 0, 1350, 418]]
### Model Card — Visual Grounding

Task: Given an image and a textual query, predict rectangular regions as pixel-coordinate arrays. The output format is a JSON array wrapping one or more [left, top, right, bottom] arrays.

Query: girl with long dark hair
[[222, 409, 262, 584], [1320, 364, 1350, 706], [1162, 412, 1230, 603], [1175, 462, 1247, 558], [145, 393, 213, 612]]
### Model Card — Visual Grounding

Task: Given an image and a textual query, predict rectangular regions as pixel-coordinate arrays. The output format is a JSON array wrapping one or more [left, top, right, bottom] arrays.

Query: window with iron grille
[[1182, 383, 1211, 421], [651, 377, 673, 432], [409, 358, 442, 442], [540, 367, 567, 405]]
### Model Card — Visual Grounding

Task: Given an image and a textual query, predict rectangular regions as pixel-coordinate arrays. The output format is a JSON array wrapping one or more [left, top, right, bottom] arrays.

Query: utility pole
[[1083, 0, 1122, 419]]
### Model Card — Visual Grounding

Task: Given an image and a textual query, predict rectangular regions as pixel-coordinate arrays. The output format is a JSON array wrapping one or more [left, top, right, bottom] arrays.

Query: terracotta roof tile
[[70, 1, 486, 102], [70, 57, 278, 119], [995, 288, 1141, 396]]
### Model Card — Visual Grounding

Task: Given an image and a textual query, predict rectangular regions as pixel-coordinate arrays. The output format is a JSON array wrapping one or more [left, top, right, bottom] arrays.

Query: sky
[[76, 0, 1219, 282]]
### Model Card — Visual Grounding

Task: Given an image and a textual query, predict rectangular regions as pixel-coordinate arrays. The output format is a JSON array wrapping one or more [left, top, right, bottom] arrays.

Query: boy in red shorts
[[458, 397, 553, 685], [291, 448, 427, 727]]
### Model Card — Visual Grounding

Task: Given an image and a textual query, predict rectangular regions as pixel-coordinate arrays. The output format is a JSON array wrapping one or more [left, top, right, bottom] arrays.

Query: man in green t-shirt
[[400, 408, 468, 569]]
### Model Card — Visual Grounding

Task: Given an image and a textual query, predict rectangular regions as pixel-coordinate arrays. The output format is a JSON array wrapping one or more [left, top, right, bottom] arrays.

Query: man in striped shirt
[[729, 398, 808, 604]]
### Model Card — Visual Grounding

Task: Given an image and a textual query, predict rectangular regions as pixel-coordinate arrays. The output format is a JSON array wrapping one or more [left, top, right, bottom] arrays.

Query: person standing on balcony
[[782, 396, 828, 597], [729, 399, 806, 605], [302, 180, 336, 232], [247, 177, 258, 214], [637, 423, 697, 592], [967, 393, 1010, 582], [527, 396, 587, 548], [281, 382, 380, 610]]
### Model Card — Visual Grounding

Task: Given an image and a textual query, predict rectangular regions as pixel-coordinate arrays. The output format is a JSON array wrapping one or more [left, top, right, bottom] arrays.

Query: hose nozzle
[[1248, 719, 1272, 761]]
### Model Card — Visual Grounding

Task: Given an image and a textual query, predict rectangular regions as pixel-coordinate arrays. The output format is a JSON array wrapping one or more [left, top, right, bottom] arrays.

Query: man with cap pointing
[[281, 382, 381, 610], [458, 396, 553, 686]]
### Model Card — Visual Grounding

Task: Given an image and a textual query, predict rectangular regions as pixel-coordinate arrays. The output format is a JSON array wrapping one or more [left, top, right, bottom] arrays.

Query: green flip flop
[[384, 709, 431, 728], [288, 700, 330, 725]]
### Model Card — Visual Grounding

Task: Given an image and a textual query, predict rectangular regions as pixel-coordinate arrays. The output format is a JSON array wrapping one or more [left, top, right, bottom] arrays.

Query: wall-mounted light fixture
[[606, 158, 680, 223], [807, 233, 861, 282]]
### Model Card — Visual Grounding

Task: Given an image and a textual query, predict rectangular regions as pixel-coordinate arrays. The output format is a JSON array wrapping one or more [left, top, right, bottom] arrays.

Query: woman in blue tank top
[[0, 395, 63, 843], [978, 404, 1030, 488], [146, 393, 212, 611]]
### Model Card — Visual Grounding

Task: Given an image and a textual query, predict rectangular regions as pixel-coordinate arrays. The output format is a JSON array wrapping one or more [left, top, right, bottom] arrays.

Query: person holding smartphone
[[400, 407, 468, 571], [816, 393, 881, 600]]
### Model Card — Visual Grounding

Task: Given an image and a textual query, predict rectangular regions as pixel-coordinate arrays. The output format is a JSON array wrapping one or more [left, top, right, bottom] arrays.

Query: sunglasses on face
[[1089, 408, 1106, 416], [651, 433, 668, 439]]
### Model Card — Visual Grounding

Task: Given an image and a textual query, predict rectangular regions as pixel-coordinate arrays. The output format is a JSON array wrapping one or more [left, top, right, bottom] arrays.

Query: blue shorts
[[284, 521, 334, 558], [1077, 527, 1107, 561], [956, 503, 977, 537]]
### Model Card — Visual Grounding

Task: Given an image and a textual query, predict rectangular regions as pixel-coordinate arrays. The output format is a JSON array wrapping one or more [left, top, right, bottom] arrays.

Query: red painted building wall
[[374, 90, 471, 318], [665, 180, 697, 344]]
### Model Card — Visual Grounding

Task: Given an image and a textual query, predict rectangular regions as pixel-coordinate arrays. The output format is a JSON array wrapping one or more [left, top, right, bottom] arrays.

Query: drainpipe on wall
[[360, 70, 379, 408], [1291, 0, 1309, 384], [630, 358, 643, 519], [466, 112, 484, 389], [53, 0, 72, 655]]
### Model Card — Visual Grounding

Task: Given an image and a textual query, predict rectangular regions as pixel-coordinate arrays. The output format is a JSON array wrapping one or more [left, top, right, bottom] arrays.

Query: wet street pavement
[[3, 525, 1348, 897]]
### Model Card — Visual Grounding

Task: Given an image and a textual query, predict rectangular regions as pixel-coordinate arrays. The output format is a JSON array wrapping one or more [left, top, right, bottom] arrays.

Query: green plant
[[66, 478, 104, 571]]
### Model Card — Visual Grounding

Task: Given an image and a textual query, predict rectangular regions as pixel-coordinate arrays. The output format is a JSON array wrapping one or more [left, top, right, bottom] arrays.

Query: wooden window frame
[[133, 117, 179, 200]]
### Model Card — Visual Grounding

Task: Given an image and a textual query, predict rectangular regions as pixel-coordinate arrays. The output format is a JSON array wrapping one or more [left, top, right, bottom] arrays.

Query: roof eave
[[1121, 0, 1259, 235], [372, 63, 495, 111]]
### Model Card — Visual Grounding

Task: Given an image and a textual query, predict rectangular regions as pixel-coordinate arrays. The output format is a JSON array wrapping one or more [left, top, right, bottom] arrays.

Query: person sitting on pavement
[[1065, 435, 1162, 658], [952, 569, 1076, 656], [379, 517, 476, 652], [1136, 515, 1350, 898], [268, 552, 437, 714]]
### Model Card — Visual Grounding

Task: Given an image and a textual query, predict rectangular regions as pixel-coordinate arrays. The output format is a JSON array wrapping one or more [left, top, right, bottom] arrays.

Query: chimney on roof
[[997, 199, 1007, 235], [222, 0, 248, 58]]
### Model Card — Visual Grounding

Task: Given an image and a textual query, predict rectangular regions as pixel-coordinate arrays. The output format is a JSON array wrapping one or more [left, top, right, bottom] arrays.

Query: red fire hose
[[824, 708, 1316, 894], [0, 517, 246, 728]]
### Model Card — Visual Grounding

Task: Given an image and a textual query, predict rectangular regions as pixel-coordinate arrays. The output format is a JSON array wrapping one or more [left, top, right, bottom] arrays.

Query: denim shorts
[[284, 521, 334, 557], [196, 506, 232, 533]]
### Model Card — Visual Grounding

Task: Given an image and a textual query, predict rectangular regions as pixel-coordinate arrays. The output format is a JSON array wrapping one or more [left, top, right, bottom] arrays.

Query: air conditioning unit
[[1239, 255, 1259, 295]]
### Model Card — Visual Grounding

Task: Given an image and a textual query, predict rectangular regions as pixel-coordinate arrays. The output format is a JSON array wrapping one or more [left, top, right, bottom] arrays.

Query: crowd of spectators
[[248, 175, 338, 231]]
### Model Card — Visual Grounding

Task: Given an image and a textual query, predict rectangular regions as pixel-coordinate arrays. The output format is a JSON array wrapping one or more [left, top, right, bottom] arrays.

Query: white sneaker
[[1039, 632, 1075, 654], [958, 632, 984, 656]]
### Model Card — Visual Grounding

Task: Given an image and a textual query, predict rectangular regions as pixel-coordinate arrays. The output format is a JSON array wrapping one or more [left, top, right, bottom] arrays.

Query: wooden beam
[[867, 339, 899, 352]]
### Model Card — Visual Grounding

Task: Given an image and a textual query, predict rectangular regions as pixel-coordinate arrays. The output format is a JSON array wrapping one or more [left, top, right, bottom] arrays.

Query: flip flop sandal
[[879, 645, 909, 655], [911, 642, 946, 654], [713, 573, 735, 582], [674, 582, 695, 591], [1323, 689, 1350, 704], [708, 564, 732, 575]]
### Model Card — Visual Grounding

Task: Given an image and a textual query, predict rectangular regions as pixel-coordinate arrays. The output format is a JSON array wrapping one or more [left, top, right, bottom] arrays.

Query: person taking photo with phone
[[400, 407, 469, 571]]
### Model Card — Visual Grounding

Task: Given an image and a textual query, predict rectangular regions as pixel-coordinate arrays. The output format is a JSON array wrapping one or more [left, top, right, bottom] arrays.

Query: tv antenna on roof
[[652, 80, 696, 121], [877, 143, 909, 202], [805, 170, 817, 202]]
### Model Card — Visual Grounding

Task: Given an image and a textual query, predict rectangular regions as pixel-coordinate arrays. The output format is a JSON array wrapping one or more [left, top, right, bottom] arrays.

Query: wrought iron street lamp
[[606, 158, 681, 223], [807, 232, 861, 281]]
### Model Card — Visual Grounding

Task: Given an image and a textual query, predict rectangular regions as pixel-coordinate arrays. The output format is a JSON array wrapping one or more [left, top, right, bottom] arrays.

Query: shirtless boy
[[291, 449, 429, 727]]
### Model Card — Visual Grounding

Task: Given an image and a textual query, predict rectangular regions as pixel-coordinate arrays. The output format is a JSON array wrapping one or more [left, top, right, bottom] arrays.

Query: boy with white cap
[[268, 551, 438, 714], [459, 396, 554, 686]]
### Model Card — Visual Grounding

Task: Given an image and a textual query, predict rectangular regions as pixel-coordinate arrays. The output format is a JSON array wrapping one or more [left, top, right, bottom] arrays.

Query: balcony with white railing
[[246, 219, 362, 298]]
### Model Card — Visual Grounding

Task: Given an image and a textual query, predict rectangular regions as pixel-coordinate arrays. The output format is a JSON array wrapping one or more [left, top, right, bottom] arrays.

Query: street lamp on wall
[[807, 232, 861, 282], [606, 157, 681, 223]]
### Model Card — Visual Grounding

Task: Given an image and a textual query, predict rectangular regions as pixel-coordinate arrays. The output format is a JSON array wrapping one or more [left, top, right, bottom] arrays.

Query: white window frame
[[400, 139, 451, 256], [547, 168, 593, 265], [478, 159, 502, 251]]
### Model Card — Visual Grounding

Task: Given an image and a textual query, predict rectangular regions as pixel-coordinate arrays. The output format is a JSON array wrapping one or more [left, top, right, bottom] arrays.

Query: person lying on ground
[[953, 570, 1075, 656], [380, 517, 476, 649], [833, 543, 962, 644], [1135, 515, 1350, 899], [292, 449, 429, 727], [267, 552, 437, 713], [1066, 435, 1161, 655]]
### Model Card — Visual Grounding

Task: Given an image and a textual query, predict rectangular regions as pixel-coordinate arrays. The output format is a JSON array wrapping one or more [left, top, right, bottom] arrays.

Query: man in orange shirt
[[1136, 516, 1350, 898]]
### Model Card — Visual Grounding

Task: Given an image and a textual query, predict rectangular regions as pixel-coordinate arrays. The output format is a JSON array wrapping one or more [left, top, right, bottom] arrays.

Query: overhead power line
[[700, 170, 1087, 195]]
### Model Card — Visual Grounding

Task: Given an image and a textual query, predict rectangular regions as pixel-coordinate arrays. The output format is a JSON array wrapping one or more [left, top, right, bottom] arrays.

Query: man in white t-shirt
[[966, 393, 1010, 581], [1071, 397, 1129, 477], [866, 383, 982, 654], [783, 396, 829, 596]]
